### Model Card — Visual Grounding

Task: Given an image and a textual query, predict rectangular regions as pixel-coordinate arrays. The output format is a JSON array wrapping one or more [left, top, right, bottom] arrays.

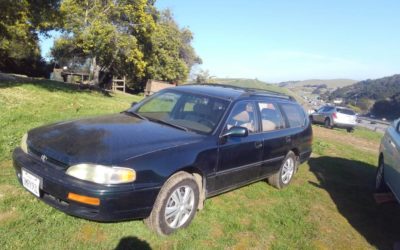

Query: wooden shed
[[144, 80, 176, 96]]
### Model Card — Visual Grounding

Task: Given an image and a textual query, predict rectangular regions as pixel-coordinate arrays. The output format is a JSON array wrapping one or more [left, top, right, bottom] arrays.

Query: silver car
[[376, 118, 400, 202], [310, 106, 357, 132]]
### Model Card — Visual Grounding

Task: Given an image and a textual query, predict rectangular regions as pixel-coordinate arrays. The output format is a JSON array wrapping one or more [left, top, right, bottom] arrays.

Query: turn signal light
[[67, 192, 100, 206]]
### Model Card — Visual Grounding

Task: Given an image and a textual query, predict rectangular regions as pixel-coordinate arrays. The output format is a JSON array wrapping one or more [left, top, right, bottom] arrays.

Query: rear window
[[280, 103, 306, 128], [337, 108, 355, 115]]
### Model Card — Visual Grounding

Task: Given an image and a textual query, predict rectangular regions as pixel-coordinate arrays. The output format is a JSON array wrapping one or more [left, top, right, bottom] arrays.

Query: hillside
[[209, 78, 303, 103], [279, 79, 357, 88], [329, 74, 400, 118], [330, 74, 400, 100]]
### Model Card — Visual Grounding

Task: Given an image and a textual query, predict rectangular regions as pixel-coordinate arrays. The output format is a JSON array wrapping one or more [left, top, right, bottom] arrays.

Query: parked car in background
[[13, 84, 312, 235], [376, 118, 400, 202], [309, 106, 357, 132]]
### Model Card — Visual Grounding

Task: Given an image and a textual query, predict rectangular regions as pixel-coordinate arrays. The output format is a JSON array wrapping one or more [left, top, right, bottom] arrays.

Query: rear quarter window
[[280, 103, 306, 128], [337, 108, 355, 115]]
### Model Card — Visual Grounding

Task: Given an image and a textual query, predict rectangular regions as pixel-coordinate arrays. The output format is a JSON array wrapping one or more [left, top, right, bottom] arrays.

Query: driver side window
[[226, 101, 257, 134]]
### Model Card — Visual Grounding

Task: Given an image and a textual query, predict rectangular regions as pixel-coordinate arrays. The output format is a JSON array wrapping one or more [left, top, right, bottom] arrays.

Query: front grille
[[28, 146, 69, 169]]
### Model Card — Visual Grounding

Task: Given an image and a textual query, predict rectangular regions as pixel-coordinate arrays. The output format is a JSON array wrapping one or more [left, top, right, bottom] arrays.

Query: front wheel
[[346, 127, 354, 133], [144, 172, 199, 235], [375, 159, 388, 192], [268, 151, 298, 189]]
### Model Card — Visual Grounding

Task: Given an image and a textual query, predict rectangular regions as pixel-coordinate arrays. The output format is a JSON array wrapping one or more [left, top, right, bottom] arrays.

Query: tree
[[145, 10, 201, 84], [54, 0, 156, 85], [0, 0, 60, 76], [52, 2, 201, 88]]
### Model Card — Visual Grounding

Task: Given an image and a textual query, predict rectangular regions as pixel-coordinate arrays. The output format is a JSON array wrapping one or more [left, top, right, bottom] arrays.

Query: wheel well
[[290, 148, 300, 171], [172, 166, 206, 210]]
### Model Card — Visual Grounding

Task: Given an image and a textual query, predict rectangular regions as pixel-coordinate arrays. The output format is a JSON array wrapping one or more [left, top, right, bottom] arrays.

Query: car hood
[[27, 113, 204, 167]]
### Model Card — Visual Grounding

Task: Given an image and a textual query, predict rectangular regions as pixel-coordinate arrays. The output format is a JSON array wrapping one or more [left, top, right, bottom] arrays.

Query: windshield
[[337, 108, 355, 115], [130, 90, 229, 134]]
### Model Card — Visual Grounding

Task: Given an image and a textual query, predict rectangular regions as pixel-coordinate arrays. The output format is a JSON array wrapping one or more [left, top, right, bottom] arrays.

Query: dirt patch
[[75, 224, 107, 243], [0, 208, 18, 223], [313, 126, 379, 153], [0, 184, 19, 198]]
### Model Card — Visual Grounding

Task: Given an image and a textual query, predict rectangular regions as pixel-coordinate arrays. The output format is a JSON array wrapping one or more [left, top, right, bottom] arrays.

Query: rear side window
[[258, 102, 285, 131], [337, 108, 355, 115], [280, 103, 306, 128]]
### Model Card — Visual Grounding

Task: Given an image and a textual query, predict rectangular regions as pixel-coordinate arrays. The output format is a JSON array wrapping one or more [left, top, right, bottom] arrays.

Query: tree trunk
[[92, 57, 100, 86]]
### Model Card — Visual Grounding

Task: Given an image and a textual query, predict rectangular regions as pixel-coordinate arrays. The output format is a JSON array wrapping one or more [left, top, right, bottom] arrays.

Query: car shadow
[[115, 236, 151, 250], [308, 156, 400, 250]]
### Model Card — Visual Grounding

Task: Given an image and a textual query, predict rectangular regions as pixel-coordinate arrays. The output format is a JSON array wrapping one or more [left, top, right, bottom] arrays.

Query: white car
[[310, 106, 357, 132]]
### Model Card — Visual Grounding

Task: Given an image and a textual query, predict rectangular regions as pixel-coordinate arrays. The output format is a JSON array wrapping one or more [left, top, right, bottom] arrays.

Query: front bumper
[[12, 148, 160, 222]]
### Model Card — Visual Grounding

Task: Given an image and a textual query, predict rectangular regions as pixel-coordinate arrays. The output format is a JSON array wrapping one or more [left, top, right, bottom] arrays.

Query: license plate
[[21, 169, 41, 197]]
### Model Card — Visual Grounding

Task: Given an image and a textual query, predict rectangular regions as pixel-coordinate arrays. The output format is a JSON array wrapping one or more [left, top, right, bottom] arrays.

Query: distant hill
[[330, 74, 400, 119], [279, 79, 357, 89], [208, 78, 303, 103], [330, 74, 400, 100]]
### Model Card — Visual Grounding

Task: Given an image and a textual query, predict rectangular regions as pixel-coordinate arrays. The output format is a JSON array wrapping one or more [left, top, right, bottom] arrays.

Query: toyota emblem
[[40, 155, 48, 163]]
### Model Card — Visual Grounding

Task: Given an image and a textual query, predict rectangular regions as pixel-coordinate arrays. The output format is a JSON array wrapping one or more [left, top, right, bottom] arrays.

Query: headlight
[[66, 164, 136, 184], [21, 133, 28, 154]]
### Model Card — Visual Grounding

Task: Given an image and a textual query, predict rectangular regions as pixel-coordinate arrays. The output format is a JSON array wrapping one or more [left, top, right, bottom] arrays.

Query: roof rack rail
[[193, 83, 296, 101]]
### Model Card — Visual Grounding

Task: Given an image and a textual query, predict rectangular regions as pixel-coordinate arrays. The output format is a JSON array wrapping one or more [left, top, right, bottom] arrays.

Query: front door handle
[[286, 136, 292, 143], [255, 141, 263, 149]]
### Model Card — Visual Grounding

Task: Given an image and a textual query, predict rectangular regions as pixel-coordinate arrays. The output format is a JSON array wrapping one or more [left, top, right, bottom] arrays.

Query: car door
[[385, 120, 400, 198], [313, 107, 326, 123], [256, 101, 290, 176], [214, 101, 264, 191]]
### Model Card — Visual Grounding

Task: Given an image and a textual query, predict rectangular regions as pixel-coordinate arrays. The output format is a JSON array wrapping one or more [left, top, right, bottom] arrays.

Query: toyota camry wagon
[[13, 84, 313, 235]]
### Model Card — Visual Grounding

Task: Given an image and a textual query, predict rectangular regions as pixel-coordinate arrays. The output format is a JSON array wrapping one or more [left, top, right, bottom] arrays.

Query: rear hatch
[[335, 108, 356, 124]]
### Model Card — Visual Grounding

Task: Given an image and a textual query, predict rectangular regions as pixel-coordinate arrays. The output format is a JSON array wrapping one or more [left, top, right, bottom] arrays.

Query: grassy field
[[1, 79, 400, 249]]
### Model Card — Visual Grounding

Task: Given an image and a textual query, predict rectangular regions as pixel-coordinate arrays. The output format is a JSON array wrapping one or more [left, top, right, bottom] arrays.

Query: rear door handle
[[255, 141, 263, 149], [286, 136, 291, 143]]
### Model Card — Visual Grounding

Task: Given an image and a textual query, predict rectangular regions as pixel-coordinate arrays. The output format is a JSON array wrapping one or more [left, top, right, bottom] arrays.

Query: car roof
[[174, 84, 296, 102]]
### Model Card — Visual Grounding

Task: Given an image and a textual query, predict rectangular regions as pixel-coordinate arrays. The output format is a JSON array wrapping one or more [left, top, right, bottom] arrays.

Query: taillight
[[332, 113, 337, 119]]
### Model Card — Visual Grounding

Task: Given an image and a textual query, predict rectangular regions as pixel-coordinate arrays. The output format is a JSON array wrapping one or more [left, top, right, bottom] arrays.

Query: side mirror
[[131, 102, 137, 107], [221, 126, 248, 138]]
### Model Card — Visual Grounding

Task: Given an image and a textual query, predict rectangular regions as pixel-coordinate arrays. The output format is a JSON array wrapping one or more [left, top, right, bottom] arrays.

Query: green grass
[[1, 79, 399, 249]]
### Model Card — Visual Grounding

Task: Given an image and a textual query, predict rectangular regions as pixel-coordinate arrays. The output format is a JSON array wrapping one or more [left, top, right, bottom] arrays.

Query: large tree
[[52, 1, 200, 87], [0, 0, 60, 75]]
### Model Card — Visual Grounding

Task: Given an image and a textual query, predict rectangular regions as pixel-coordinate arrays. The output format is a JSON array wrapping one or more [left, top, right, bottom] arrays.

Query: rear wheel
[[346, 127, 354, 133], [375, 159, 388, 192], [268, 151, 297, 189], [324, 118, 332, 129], [144, 172, 199, 235]]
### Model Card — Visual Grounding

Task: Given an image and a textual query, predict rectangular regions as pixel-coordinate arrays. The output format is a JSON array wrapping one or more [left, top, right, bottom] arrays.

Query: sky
[[40, 0, 400, 83]]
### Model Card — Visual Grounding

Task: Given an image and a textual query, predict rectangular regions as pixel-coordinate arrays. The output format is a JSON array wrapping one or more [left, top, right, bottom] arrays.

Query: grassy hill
[[330, 74, 400, 100], [207, 78, 304, 103], [1, 78, 399, 249], [330, 74, 400, 118], [279, 79, 357, 88]]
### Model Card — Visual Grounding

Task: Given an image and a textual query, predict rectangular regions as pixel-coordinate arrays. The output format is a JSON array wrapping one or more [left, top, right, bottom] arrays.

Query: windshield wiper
[[122, 110, 148, 120], [148, 118, 189, 132]]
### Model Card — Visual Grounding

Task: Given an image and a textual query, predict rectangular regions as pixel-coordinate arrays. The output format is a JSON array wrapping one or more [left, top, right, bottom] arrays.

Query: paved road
[[356, 117, 390, 134]]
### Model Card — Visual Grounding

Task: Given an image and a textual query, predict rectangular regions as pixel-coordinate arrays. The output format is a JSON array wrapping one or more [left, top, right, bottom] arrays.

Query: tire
[[346, 127, 354, 133], [268, 151, 298, 189], [144, 171, 199, 235], [324, 118, 332, 129], [309, 116, 314, 124], [375, 159, 388, 192]]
